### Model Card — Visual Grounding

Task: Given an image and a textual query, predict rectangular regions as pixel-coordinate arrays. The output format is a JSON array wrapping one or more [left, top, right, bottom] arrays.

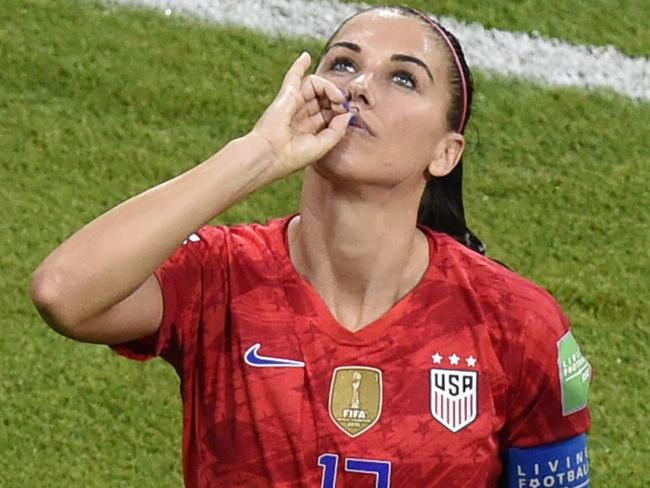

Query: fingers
[[294, 108, 334, 135], [293, 74, 349, 134], [301, 96, 348, 117], [292, 76, 348, 135], [312, 112, 353, 158], [300, 75, 344, 104], [259, 52, 354, 171], [280, 52, 346, 111], [295, 99, 337, 125], [291, 110, 351, 165], [300, 75, 347, 113], [276, 53, 348, 126]]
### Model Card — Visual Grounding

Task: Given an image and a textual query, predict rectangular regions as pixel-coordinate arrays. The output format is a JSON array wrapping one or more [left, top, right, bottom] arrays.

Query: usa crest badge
[[430, 368, 478, 432], [329, 366, 383, 437]]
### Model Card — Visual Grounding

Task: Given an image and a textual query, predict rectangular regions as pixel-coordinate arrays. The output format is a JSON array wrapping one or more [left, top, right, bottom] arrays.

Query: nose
[[346, 73, 374, 108]]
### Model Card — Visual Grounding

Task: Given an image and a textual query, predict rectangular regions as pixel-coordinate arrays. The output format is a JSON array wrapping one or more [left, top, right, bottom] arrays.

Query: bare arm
[[30, 52, 352, 344], [31, 134, 277, 343]]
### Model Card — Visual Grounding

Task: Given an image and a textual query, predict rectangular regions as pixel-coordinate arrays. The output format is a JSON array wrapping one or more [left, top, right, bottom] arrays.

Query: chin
[[313, 139, 371, 183], [312, 153, 406, 191]]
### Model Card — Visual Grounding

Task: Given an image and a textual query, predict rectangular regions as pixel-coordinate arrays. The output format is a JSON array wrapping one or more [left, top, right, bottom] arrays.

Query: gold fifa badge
[[328, 366, 383, 437]]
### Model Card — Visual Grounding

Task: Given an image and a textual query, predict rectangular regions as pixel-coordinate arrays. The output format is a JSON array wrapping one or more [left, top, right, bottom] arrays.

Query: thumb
[[313, 112, 353, 158]]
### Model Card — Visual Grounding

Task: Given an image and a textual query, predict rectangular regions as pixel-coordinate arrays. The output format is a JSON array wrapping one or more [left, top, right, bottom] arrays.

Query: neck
[[288, 167, 430, 332]]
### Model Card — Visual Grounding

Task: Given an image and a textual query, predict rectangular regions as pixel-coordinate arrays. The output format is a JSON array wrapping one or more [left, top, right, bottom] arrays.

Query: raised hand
[[251, 52, 352, 179]]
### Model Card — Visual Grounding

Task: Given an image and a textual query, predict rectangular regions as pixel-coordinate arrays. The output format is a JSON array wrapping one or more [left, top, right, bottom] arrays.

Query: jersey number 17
[[318, 453, 391, 487]]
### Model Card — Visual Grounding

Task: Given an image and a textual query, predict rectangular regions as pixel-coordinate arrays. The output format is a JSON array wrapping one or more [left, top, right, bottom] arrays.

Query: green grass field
[[344, 0, 650, 58], [1, 0, 648, 486]]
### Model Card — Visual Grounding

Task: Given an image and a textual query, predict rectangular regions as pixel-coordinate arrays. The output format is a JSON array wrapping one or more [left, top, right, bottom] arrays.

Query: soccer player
[[31, 6, 592, 487]]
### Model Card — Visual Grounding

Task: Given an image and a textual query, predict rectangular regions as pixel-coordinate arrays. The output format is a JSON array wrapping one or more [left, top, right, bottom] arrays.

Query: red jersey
[[111, 215, 591, 487]]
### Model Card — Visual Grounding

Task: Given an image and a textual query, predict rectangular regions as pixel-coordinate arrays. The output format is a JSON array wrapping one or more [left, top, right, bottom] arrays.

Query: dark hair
[[319, 5, 486, 255]]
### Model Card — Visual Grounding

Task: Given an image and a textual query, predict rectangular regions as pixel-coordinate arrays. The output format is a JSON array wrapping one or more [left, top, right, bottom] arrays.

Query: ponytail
[[418, 161, 486, 255]]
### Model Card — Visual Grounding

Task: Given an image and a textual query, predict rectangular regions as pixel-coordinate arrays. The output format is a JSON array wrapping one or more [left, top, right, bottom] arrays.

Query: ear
[[427, 132, 465, 177]]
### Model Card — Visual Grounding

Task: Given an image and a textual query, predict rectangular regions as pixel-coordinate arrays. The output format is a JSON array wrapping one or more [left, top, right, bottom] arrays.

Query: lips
[[347, 108, 375, 136]]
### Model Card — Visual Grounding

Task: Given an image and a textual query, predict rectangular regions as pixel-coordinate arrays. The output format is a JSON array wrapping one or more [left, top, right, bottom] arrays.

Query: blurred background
[[1, 0, 648, 485]]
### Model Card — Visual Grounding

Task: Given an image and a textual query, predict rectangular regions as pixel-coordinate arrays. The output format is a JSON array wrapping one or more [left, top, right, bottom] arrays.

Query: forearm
[[31, 133, 276, 329]]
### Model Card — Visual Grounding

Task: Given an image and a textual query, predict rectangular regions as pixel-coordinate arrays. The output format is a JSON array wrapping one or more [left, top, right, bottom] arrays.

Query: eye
[[329, 56, 356, 73], [392, 70, 417, 89]]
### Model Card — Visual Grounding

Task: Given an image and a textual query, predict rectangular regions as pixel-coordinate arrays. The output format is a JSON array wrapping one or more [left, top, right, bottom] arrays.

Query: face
[[313, 10, 464, 188]]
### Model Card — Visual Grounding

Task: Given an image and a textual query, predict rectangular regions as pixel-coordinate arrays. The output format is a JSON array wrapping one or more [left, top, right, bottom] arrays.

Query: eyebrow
[[323, 41, 434, 82]]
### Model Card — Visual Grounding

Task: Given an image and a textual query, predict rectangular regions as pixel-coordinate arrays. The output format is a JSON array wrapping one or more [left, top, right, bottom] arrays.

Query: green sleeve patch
[[557, 331, 591, 416]]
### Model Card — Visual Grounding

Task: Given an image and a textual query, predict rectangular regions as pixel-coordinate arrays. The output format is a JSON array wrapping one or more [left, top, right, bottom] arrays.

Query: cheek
[[381, 106, 444, 168], [392, 98, 446, 137]]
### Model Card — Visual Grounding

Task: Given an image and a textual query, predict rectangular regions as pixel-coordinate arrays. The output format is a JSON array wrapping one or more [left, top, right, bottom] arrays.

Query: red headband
[[416, 14, 468, 133]]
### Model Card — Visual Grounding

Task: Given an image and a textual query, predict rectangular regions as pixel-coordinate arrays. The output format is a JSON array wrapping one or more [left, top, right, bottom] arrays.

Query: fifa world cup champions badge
[[329, 367, 383, 437]]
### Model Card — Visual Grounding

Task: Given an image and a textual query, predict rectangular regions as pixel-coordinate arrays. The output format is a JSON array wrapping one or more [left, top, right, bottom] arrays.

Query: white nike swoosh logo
[[244, 343, 305, 368]]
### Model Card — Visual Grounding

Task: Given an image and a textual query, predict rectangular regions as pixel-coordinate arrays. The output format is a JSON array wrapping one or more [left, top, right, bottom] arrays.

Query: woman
[[31, 6, 592, 487]]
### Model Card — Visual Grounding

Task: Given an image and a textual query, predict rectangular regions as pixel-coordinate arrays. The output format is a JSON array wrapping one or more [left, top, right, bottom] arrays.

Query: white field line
[[109, 0, 650, 102]]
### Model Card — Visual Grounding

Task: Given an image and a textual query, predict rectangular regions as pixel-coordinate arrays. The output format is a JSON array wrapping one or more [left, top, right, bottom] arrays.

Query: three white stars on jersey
[[432, 353, 477, 368]]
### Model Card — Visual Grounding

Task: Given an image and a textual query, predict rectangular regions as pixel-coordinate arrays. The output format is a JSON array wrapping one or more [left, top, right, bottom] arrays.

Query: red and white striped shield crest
[[430, 369, 478, 432]]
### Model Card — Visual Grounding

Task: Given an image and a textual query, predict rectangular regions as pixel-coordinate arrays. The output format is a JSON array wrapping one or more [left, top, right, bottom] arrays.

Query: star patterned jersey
[[111, 215, 591, 487]]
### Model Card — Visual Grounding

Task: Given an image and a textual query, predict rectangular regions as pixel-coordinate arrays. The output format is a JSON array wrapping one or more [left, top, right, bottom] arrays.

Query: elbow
[[30, 266, 58, 311], [30, 266, 80, 337]]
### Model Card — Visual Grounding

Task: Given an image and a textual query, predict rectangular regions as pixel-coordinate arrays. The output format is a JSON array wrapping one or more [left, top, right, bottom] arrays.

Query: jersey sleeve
[[503, 290, 592, 448], [109, 226, 228, 372]]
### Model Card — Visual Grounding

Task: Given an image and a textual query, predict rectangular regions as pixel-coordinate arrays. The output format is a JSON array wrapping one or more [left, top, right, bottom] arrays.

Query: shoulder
[[179, 215, 293, 281], [424, 230, 592, 440], [189, 214, 292, 256], [424, 228, 569, 340]]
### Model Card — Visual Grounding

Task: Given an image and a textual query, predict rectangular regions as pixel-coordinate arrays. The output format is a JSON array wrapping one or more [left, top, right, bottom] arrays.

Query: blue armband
[[506, 434, 590, 488]]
